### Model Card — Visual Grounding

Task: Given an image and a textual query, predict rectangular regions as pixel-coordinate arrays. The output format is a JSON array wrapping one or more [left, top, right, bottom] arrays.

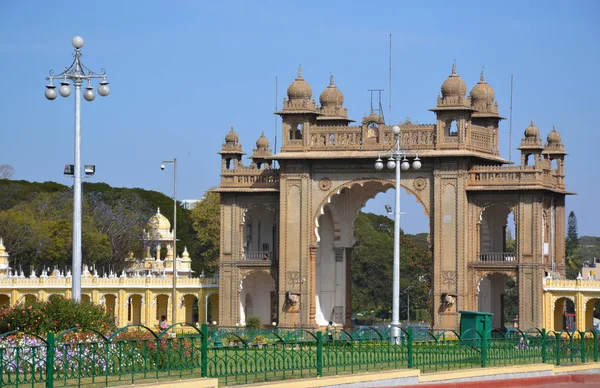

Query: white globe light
[[72, 36, 84, 49], [59, 83, 71, 97], [375, 158, 384, 171], [387, 158, 396, 170], [98, 81, 110, 97], [45, 86, 57, 100], [412, 158, 422, 170], [84, 88, 95, 101], [401, 160, 410, 171], [392, 125, 401, 135]]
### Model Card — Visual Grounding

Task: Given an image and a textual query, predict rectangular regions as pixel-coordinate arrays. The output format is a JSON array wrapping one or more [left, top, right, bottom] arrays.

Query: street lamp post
[[374, 125, 421, 343], [45, 36, 110, 302], [161, 159, 177, 325]]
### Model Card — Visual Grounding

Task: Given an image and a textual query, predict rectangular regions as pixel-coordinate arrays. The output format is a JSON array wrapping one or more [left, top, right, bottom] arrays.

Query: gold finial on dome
[[452, 60, 457, 75], [298, 64, 302, 78], [329, 74, 334, 85], [0, 238, 5, 255], [182, 246, 190, 259]]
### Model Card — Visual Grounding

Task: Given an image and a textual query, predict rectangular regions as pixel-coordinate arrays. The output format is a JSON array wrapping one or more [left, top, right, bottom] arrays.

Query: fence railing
[[0, 325, 598, 387], [479, 252, 516, 262]]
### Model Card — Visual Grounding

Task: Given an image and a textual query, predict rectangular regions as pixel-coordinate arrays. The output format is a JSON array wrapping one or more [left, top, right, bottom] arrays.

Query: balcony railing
[[479, 252, 516, 262], [243, 251, 273, 261]]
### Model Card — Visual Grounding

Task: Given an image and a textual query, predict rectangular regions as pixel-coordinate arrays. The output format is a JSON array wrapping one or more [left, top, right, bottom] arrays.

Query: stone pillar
[[198, 291, 206, 324], [309, 245, 317, 323], [118, 290, 128, 326]]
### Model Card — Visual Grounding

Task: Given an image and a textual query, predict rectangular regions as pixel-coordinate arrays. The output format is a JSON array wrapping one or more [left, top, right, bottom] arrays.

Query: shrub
[[0, 296, 116, 335], [246, 316, 262, 330]]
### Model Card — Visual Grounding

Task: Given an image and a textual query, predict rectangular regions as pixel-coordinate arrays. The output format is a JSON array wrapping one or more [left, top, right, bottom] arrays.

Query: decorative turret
[[469, 69, 501, 118], [250, 131, 273, 169], [317, 75, 352, 125], [0, 238, 9, 277], [430, 62, 474, 147], [543, 125, 567, 188], [277, 66, 321, 148], [218, 126, 245, 170], [518, 121, 544, 167]]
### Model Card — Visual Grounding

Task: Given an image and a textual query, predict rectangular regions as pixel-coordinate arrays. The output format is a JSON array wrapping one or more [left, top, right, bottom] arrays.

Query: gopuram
[[215, 64, 570, 331]]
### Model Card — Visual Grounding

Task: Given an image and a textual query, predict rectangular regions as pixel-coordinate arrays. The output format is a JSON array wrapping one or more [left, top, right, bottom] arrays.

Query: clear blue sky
[[0, 0, 598, 236]]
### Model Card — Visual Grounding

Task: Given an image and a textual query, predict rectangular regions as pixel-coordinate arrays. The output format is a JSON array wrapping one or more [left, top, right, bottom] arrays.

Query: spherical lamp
[[98, 80, 110, 97], [72, 36, 84, 49], [392, 125, 401, 135], [83, 85, 95, 101], [59, 81, 71, 97], [387, 157, 396, 170], [400, 157, 410, 171], [412, 157, 422, 170], [45, 85, 57, 100], [375, 157, 384, 171]]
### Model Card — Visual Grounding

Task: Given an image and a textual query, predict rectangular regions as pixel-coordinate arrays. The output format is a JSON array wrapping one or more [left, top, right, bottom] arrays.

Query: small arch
[[0, 294, 10, 307], [553, 297, 576, 332]]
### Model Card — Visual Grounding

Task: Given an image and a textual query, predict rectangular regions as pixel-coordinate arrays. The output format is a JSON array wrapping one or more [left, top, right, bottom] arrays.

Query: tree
[[0, 164, 15, 180], [351, 212, 432, 324], [565, 211, 583, 279], [190, 189, 220, 276]]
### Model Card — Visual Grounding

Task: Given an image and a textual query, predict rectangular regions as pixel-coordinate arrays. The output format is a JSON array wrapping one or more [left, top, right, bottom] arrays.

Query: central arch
[[314, 178, 431, 327]]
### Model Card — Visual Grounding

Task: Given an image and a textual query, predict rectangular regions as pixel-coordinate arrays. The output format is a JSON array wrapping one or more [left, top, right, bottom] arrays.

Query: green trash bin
[[459, 310, 493, 345]]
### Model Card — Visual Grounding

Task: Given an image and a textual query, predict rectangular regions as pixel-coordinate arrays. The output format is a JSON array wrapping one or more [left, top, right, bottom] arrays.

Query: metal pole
[[172, 158, 177, 325], [391, 136, 401, 344], [72, 82, 82, 302]]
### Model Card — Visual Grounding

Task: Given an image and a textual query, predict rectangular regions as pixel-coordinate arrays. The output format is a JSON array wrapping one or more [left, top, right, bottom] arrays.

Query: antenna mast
[[389, 33, 392, 125], [509, 74, 514, 163], [274, 76, 278, 168]]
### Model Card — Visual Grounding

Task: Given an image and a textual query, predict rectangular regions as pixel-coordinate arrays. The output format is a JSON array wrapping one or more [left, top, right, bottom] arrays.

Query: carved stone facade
[[215, 64, 570, 330]]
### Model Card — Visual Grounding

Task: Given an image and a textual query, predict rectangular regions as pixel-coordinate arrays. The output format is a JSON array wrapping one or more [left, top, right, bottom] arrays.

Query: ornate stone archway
[[215, 65, 569, 330]]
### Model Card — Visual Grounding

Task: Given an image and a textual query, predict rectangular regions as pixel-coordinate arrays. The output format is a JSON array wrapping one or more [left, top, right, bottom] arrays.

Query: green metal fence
[[0, 324, 599, 387]]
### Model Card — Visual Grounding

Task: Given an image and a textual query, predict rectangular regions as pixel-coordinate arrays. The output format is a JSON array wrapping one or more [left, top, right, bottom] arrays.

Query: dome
[[319, 75, 344, 107], [151, 208, 171, 231], [441, 62, 467, 98], [524, 120, 540, 138], [256, 131, 269, 150], [224, 126, 239, 144], [469, 69, 495, 103], [547, 125, 562, 144], [287, 66, 312, 100]]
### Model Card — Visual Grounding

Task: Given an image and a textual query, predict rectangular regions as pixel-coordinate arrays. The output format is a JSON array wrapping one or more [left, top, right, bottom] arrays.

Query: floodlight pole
[[162, 159, 177, 324]]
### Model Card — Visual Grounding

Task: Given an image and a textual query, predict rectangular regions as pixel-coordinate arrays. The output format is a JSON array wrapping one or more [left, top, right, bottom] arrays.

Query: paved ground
[[382, 373, 600, 387]]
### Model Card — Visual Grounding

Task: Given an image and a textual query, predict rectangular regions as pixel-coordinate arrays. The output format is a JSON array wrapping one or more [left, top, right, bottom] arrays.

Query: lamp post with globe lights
[[374, 124, 421, 344], [45, 36, 110, 302]]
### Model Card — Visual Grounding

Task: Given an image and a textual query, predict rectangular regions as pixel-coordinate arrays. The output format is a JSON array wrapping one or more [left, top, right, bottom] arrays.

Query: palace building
[[0, 209, 219, 328]]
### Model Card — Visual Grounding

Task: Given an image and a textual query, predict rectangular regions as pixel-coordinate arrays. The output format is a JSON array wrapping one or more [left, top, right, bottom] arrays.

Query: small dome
[[547, 125, 562, 144], [441, 62, 467, 98], [524, 120, 540, 138], [287, 66, 312, 100], [470, 69, 495, 103], [224, 126, 239, 144], [319, 75, 344, 107], [151, 208, 171, 231], [256, 131, 269, 150]]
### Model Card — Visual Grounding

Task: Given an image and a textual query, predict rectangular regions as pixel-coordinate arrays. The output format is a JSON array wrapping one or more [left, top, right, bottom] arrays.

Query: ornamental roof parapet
[[220, 168, 280, 190], [0, 274, 217, 288]]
